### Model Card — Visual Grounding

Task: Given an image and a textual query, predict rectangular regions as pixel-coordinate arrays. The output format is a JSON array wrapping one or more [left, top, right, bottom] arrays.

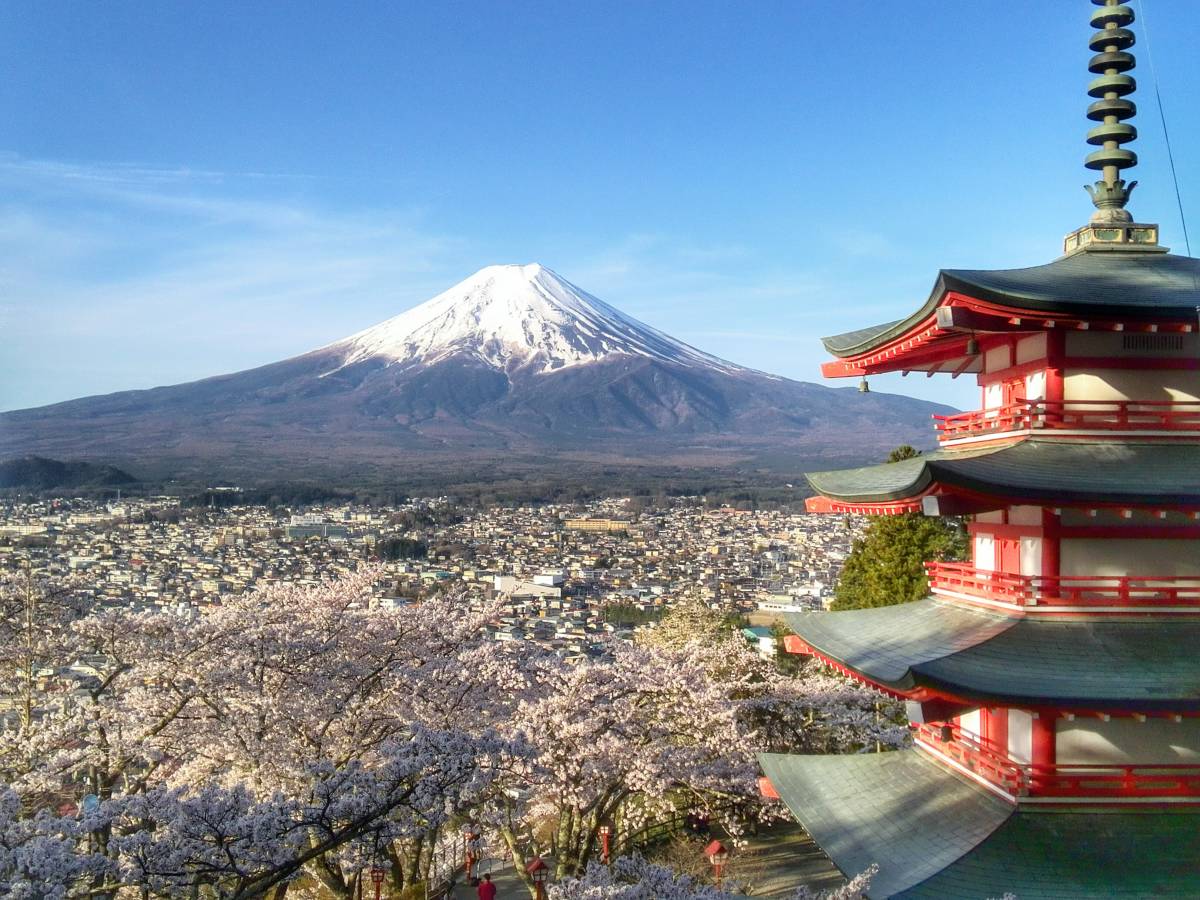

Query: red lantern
[[369, 866, 386, 900], [704, 840, 730, 888], [526, 856, 550, 900]]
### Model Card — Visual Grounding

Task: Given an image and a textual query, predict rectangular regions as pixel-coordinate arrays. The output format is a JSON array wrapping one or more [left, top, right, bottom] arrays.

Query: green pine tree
[[830, 446, 967, 611]]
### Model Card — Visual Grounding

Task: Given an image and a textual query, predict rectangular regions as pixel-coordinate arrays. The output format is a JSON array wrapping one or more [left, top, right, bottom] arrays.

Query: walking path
[[444, 824, 842, 897], [448, 856, 530, 900], [727, 821, 843, 897]]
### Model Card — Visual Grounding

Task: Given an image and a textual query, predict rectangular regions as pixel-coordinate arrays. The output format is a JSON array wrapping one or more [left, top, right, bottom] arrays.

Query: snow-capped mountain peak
[[325, 263, 747, 374]]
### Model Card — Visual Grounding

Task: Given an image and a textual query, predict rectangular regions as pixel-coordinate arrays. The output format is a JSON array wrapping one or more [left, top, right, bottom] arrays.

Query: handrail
[[933, 398, 1200, 440], [915, 722, 1200, 798], [926, 561, 1200, 608], [913, 722, 1026, 791]]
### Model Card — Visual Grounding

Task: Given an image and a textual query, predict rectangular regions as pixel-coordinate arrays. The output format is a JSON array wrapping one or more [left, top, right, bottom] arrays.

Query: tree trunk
[[387, 840, 407, 894], [499, 823, 539, 900], [407, 834, 424, 885], [308, 853, 353, 898], [553, 807, 574, 880]]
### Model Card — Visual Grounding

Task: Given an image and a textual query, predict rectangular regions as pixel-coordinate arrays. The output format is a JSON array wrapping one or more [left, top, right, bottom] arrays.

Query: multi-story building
[[761, 3, 1200, 896], [564, 518, 631, 533]]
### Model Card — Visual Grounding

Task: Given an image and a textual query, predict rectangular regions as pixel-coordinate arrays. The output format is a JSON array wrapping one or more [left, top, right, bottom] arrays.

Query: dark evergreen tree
[[831, 446, 967, 611]]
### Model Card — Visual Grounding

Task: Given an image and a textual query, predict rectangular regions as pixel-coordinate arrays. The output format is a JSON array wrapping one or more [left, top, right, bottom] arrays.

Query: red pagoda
[[759, 2, 1200, 896]]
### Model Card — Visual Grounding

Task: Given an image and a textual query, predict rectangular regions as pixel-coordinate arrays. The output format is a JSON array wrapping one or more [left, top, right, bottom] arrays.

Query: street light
[[704, 839, 730, 888], [598, 823, 613, 864], [369, 866, 386, 900], [526, 856, 550, 900]]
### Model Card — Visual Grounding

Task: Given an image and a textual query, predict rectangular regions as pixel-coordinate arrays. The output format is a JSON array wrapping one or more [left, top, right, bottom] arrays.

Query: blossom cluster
[[0, 570, 901, 897]]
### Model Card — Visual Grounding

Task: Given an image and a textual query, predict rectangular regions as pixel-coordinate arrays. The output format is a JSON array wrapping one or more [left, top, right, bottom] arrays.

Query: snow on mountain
[[0, 261, 957, 481], [324, 263, 750, 376]]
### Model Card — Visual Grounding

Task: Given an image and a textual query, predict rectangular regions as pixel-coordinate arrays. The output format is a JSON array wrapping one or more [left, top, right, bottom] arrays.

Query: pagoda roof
[[783, 599, 1200, 711], [758, 750, 1012, 898], [759, 749, 1200, 898], [898, 806, 1200, 899], [822, 251, 1200, 359], [805, 440, 1200, 508]]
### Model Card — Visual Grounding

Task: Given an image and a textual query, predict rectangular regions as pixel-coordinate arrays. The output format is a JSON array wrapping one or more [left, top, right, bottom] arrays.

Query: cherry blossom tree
[[0, 568, 903, 899], [548, 856, 877, 900], [488, 640, 755, 893], [484, 630, 904, 899], [0, 570, 511, 898]]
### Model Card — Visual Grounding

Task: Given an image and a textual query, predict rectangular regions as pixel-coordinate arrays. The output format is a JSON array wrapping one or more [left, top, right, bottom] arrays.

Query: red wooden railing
[[1027, 764, 1200, 798], [915, 722, 1200, 799], [934, 398, 1200, 440], [913, 723, 1026, 792], [926, 561, 1200, 609]]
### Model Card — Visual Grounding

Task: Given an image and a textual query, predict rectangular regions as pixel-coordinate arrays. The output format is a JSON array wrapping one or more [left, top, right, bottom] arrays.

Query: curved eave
[[804, 440, 1200, 508], [821, 253, 1200, 368], [760, 750, 1200, 898], [757, 750, 1015, 899], [785, 599, 1200, 712]]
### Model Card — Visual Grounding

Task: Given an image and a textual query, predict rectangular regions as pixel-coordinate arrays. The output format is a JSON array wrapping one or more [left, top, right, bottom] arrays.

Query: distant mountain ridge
[[0, 264, 953, 482]]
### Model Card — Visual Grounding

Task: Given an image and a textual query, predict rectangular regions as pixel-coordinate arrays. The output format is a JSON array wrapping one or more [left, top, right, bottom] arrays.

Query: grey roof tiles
[[758, 750, 1014, 898], [760, 750, 1200, 898], [786, 598, 1200, 710], [805, 440, 1200, 506], [822, 251, 1200, 358]]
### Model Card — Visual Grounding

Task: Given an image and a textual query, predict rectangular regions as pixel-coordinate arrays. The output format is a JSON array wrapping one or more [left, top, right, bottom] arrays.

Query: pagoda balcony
[[933, 398, 1200, 443], [925, 561, 1200, 613], [914, 722, 1200, 801]]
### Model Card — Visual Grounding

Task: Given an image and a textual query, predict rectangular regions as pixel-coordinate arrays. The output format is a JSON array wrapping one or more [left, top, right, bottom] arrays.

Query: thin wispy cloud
[[0, 156, 460, 410]]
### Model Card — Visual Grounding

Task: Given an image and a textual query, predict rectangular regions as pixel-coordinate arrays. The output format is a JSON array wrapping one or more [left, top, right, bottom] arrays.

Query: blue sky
[[3, 1, 1197, 412]]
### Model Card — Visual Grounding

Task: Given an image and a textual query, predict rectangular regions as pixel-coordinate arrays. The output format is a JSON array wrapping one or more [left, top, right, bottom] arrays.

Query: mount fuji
[[1, 264, 951, 482]]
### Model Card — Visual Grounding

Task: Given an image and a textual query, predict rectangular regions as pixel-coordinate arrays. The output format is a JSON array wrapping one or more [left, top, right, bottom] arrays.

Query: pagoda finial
[[1063, 1, 1163, 254], [1083, 0, 1139, 224]]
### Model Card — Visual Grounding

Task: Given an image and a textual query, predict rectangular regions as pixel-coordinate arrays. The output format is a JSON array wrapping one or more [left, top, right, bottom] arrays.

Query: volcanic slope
[[0, 264, 952, 480]]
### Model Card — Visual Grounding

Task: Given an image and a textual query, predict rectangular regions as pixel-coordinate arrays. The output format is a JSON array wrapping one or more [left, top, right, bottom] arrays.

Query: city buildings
[[1, 494, 859, 644]]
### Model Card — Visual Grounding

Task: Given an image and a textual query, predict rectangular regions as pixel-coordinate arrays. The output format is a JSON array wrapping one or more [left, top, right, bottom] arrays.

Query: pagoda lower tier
[[778, 595, 1200, 795], [771, 433, 1200, 893], [758, 750, 1200, 898]]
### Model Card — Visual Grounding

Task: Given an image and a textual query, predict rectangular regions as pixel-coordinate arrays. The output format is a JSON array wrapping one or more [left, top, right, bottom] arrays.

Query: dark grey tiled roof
[[804, 448, 969, 503], [898, 807, 1200, 899], [805, 440, 1200, 505], [821, 320, 904, 356], [783, 600, 1012, 685], [942, 251, 1200, 315], [786, 599, 1200, 710], [758, 750, 1014, 898], [821, 251, 1200, 358]]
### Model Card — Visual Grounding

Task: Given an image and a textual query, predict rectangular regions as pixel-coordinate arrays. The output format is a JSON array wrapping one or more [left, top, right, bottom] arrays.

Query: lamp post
[[704, 840, 730, 889], [598, 823, 612, 865], [526, 856, 550, 900], [369, 866, 386, 900]]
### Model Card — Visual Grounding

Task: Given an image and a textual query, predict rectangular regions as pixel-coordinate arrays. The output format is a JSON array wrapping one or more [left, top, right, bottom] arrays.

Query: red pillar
[[1041, 509, 1060, 598], [1030, 713, 1057, 793], [1044, 331, 1066, 428], [984, 707, 1008, 755]]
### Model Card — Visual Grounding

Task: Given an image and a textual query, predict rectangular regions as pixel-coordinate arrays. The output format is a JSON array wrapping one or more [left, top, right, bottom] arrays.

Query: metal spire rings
[[1084, 0, 1139, 222]]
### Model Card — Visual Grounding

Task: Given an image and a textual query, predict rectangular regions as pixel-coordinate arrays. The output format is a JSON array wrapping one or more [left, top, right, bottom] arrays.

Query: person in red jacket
[[477, 872, 497, 900]]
